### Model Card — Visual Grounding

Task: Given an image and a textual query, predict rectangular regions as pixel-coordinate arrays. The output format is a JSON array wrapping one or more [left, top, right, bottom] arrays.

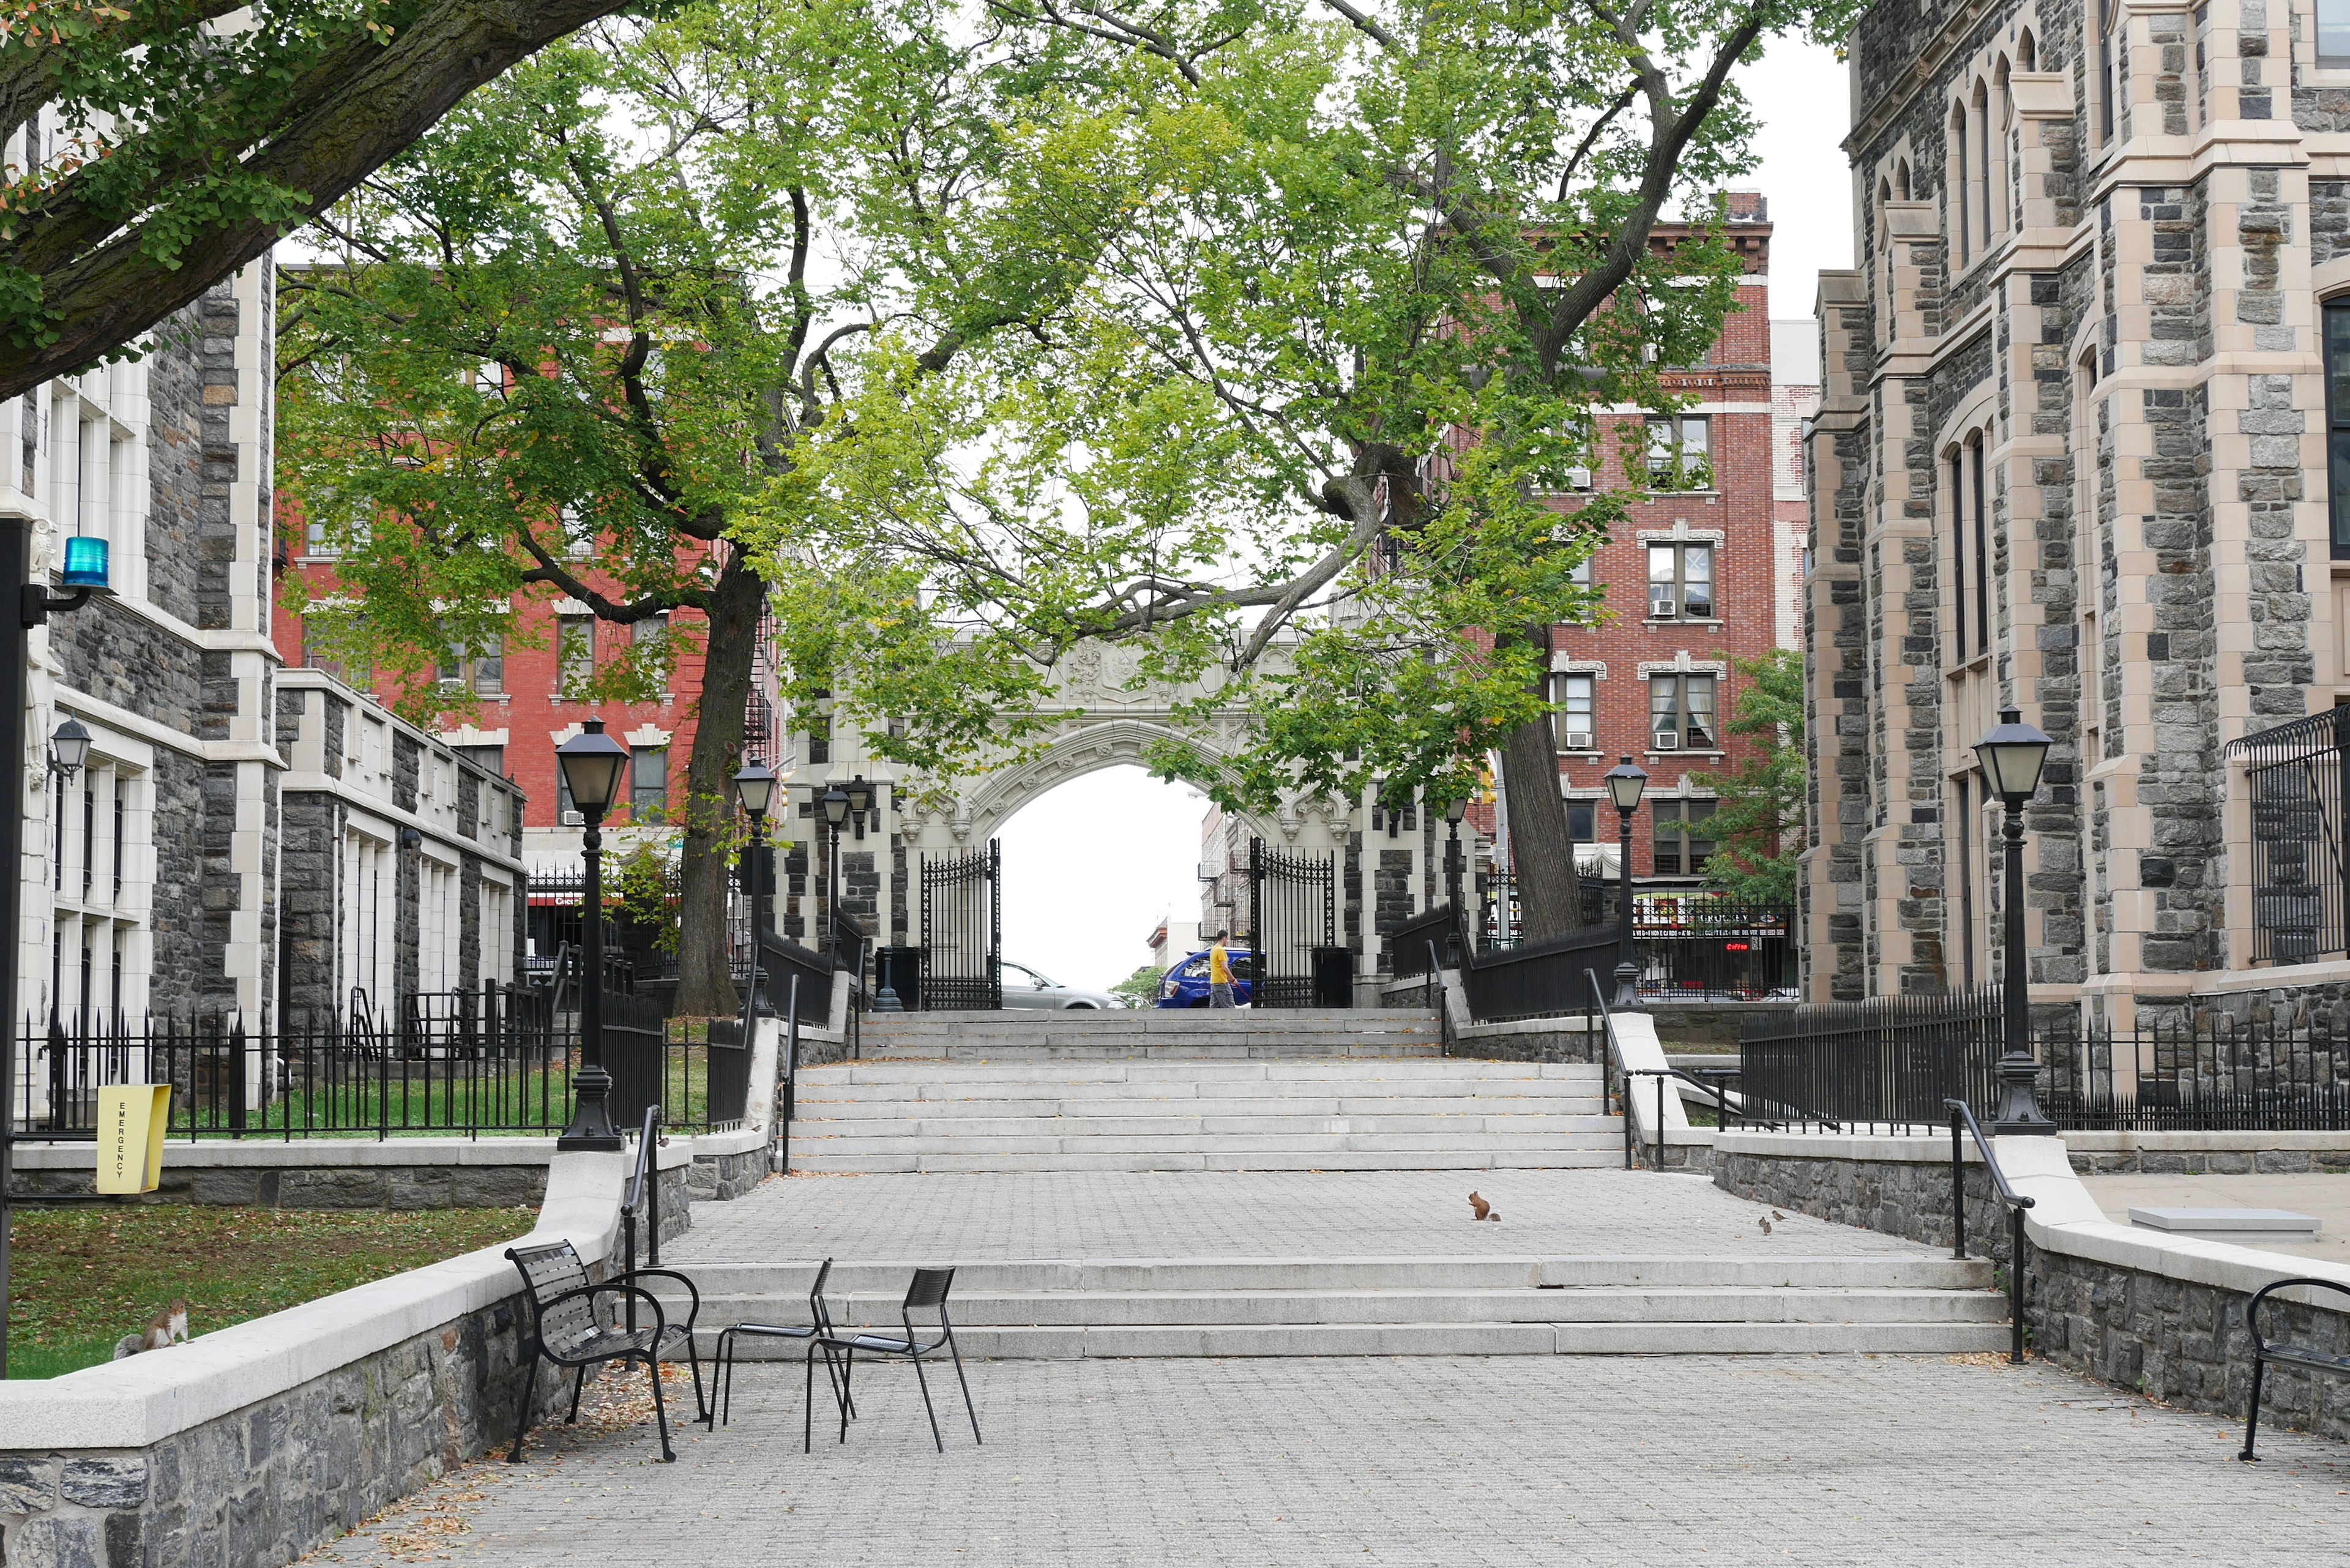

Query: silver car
[[1000, 961, 1121, 1009]]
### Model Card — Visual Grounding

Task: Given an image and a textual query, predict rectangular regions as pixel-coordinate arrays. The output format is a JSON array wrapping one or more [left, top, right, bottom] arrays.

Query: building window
[[556, 761, 578, 821], [454, 744, 506, 776], [2327, 301, 2350, 558], [1971, 438, 1990, 651], [1553, 674, 1597, 752], [557, 616, 594, 696], [807, 714, 830, 766], [2327, 0, 2350, 64], [1644, 416, 1711, 491], [1648, 673, 1718, 751], [1647, 543, 1715, 619], [437, 631, 504, 696], [1566, 801, 1596, 843], [631, 745, 669, 819], [561, 506, 594, 560], [1949, 450, 1967, 659], [1653, 799, 1717, 876]]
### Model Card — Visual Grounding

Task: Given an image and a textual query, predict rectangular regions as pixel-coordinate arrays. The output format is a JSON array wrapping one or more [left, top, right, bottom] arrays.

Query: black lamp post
[[1975, 706, 2056, 1135], [820, 782, 850, 960], [733, 761, 777, 1018], [555, 717, 630, 1152], [1442, 796, 1468, 920], [1604, 756, 1648, 1010]]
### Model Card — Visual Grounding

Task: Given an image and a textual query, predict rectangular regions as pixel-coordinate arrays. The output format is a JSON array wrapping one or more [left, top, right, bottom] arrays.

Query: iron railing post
[[2010, 1203, 2026, 1364], [1950, 1109, 1967, 1260]]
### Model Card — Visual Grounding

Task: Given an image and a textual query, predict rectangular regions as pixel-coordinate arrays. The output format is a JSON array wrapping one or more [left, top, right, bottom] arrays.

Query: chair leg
[[684, 1335, 709, 1427], [909, 1348, 944, 1453], [945, 1326, 981, 1446], [839, 1347, 856, 1446], [508, 1358, 536, 1463], [647, 1355, 676, 1463], [710, 1331, 732, 1430], [2240, 1354, 2268, 1461], [804, 1342, 818, 1454], [565, 1365, 587, 1423]]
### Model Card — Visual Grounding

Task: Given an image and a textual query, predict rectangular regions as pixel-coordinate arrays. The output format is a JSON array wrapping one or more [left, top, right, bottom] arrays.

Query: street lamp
[[1603, 756, 1649, 1010], [1974, 707, 2056, 1134], [733, 761, 777, 1017], [1442, 795, 1468, 928], [554, 717, 630, 1152], [48, 717, 90, 782], [820, 783, 850, 960]]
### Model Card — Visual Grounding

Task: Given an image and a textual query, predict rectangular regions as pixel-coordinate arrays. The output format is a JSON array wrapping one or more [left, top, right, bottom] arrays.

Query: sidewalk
[[307, 1354, 2346, 1566]]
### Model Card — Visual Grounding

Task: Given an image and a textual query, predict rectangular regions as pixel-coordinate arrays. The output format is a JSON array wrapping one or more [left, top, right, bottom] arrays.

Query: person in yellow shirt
[[1207, 930, 1236, 1008]]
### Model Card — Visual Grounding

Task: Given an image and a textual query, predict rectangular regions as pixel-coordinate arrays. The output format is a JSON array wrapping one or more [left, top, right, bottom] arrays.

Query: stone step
[[671, 1255, 1997, 1294], [802, 1058, 1554, 1085], [692, 1286, 2005, 1331], [783, 1149, 1632, 1173], [793, 1130, 1627, 1158], [786, 1112, 1620, 1140], [703, 1321, 2012, 1357], [795, 1092, 1606, 1118]]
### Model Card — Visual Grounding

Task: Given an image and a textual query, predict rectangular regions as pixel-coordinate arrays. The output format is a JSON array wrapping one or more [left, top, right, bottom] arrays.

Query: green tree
[[1110, 963, 1165, 1007], [278, 2, 1114, 1012], [758, 0, 1854, 939], [1689, 647, 1805, 902], [0, 0, 635, 395]]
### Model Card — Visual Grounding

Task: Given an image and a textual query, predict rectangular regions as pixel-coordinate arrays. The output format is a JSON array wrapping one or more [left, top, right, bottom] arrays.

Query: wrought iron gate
[[1247, 838, 1335, 1007], [2230, 710, 2350, 965], [920, 840, 1001, 1010]]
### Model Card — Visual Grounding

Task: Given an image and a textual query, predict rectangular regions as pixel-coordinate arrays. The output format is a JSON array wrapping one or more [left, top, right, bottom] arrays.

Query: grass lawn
[[4, 1204, 533, 1379]]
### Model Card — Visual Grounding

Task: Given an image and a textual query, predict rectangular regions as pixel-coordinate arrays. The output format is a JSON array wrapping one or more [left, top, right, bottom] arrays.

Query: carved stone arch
[[947, 717, 1285, 848]]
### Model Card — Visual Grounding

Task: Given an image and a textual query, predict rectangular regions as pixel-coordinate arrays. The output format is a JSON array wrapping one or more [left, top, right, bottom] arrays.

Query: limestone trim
[[52, 687, 283, 769]]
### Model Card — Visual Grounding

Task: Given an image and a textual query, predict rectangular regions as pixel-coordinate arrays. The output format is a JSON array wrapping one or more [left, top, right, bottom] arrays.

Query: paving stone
[[303, 1355, 2349, 1567]]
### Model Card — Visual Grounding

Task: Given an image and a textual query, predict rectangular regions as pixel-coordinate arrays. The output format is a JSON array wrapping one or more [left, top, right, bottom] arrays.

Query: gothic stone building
[[1804, 0, 2350, 1021]]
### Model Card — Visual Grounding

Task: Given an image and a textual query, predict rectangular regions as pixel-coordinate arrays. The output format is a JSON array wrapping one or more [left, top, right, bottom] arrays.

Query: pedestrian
[[1207, 929, 1236, 1008]]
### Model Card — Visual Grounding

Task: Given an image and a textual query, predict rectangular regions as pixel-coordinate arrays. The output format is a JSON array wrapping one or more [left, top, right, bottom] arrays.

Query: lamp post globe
[[554, 718, 630, 1152], [1602, 756, 1648, 1010], [1441, 796, 1468, 927], [48, 716, 91, 781], [1974, 707, 2058, 1135]]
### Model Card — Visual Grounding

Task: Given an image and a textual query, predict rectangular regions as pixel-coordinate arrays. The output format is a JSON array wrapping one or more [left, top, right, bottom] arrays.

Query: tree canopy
[[0, 0, 636, 398]]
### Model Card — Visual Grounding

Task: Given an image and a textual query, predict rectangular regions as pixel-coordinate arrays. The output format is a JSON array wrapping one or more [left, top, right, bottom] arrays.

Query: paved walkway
[[2080, 1173, 2350, 1267], [308, 1354, 2346, 1565], [667, 1169, 1931, 1262]]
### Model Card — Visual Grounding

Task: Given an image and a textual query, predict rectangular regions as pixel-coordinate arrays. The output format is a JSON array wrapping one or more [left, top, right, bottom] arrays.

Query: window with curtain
[[1553, 674, 1597, 751], [436, 629, 504, 696], [1649, 673, 1719, 750], [1647, 542, 1715, 618], [1652, 799, 1718, 876]]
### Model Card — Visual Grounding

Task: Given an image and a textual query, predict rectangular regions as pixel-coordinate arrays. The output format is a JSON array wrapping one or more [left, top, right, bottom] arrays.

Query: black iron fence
[[1400, 894, 1795, 1004], [9, 994, 751, 1141], [1739, 990, 2350, 1133], [2229, 708, 2350, 965]]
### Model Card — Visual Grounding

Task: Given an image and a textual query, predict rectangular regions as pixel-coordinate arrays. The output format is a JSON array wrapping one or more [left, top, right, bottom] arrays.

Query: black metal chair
[[815, 1266, 981, 1453], [707, 1257, 856, 1433], [2240, 1275, 2350, 1460], [505, 1240, 706, 1463]]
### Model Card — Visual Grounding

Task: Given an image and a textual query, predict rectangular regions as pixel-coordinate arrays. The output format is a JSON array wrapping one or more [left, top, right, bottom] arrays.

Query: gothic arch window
[[1971, 78, 1992, 252], [2095, 0, 2117, 144], [1946, 425, 1994, 660], [1897, 159, 1912, 201], [1992, 58, 2013, 236], [1949, 100, 1970, 265], [2018, 28, 2036, 71]]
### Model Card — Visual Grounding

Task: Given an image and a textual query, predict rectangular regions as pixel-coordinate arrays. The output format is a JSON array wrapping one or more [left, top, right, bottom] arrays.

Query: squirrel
[[113, 1301, 189, 1359], [1468, 1191, 1500, 1223]]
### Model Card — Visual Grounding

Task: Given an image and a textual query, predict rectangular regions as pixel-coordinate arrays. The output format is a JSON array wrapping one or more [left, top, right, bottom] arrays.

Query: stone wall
[[1714, 1141, 2017, 1266], [689, 1144, 767, 1202], [0, 1294, 553, 1568], [13, 1159, 548, 1211]]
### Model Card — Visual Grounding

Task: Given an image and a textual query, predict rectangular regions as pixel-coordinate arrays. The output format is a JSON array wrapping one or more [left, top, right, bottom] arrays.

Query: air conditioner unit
[[1565, 466, 1592, 491], [562, 810, 584, 827], [1562, 730, 1593, 752], [436, 678, 466, 694], [1653, 731, 1680, 751]]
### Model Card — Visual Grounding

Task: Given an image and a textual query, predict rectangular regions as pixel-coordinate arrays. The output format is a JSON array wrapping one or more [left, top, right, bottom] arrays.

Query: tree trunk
[[671, 549, 764, 1017], [1496, 623, 1586, 940]]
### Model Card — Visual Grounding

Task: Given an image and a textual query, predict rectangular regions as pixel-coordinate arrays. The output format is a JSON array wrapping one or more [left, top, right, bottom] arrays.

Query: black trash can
[[874, 945, 922, 1012], [1311, 946, 1354, 1008]]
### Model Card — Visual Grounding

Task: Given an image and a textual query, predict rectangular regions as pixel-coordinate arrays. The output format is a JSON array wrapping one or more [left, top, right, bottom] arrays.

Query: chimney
[[1723, 190, 1767, 225]]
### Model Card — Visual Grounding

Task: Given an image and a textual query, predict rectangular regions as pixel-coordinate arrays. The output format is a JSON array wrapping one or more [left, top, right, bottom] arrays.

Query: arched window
[[1993, 59, 2012, 235], [1972, 80, 1992, 250], [1897, 159, 1912, 201], [2018, 28, 2036, 72], [1950, 101, 1970, 264]]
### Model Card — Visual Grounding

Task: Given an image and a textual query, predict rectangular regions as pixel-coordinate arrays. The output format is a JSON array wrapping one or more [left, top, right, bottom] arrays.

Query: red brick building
[[1503, 193, 1789, 892]]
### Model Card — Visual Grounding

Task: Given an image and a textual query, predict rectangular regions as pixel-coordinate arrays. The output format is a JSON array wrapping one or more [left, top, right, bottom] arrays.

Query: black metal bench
[[2240, 1275, 2350, 1460], [506, 1239, 706, 1463]]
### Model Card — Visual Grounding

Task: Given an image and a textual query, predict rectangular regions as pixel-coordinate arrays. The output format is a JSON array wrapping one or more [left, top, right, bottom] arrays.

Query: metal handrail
[[619, 1105, 662, 1331], [1944, 1097, 2036, 1364], [1623, 1065, 1743, 1174], [1427, 939, 1451, 1057], [1581, 969, 1634, 1170]]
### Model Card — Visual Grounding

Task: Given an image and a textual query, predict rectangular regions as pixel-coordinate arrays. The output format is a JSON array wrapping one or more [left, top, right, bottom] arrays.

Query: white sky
[[996, 764, 1212, 992], [1739, 38, 1856, 316]]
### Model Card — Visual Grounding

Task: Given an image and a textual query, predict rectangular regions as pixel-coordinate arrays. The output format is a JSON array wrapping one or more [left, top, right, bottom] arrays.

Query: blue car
[[1155, 948, 1254, 1007]]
